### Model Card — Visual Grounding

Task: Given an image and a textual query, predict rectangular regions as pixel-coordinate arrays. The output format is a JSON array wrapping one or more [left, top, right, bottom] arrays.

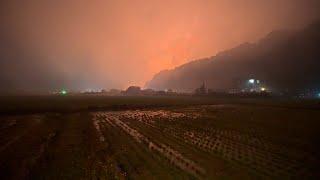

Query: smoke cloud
[[0, 0, 319, 92]]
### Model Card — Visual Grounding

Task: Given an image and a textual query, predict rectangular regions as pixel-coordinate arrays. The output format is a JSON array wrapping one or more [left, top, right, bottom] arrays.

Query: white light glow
[[60, 89, 67, 95], [249, 79, 255, 84]]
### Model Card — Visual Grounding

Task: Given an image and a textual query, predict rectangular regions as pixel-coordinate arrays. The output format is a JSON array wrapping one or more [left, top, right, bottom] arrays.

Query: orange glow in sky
[[1, 0, 319, 89]]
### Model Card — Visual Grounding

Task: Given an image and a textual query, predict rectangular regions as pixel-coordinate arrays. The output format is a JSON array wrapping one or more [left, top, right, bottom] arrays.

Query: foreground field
[[0, 97, 319, 179]]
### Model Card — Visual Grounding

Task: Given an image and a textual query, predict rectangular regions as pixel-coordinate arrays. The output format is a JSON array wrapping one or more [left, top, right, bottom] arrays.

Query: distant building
[[241, 78, 269, 93], [123, 86, 142, 95], [101, 89, 107, 93], [141, 88, 156, 96], [108, 89, 121, 95], [194, 82, 208, 95], [122, 86, 184, 96], [156, 90, 167, 96]]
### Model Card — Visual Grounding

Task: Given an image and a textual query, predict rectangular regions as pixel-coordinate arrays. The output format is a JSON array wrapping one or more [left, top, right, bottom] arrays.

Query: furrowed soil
[[0, 96, 320, 179]]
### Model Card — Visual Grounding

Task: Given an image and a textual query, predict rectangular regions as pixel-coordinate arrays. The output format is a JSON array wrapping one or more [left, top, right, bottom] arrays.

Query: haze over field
[[1, 1, 320, 178], [0, 0, 320, 92]]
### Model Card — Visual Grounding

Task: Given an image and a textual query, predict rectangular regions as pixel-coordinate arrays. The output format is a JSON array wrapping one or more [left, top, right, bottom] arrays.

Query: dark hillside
[[146, 21, 320, 93]]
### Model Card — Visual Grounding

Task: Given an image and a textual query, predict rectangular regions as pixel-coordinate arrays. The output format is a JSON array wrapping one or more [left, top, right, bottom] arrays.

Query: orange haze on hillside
[[1, 0, 319, 90]]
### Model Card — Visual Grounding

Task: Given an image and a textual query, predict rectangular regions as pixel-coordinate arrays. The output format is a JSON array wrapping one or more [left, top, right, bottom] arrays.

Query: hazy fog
[[0, 0, 319, 92]]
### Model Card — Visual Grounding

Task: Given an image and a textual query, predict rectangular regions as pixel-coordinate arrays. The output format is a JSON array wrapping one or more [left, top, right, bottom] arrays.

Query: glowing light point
[[249, 79, 255, 84], [318, 93, 320, 98], [261, 87, 266, 91], [60, 89, 67, 95]]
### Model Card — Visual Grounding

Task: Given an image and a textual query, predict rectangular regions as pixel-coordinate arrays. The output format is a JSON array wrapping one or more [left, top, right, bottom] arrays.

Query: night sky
[[0, 0, 319, 92]]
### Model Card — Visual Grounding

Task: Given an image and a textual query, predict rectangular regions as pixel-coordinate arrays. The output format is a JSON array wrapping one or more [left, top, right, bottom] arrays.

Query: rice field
[[91, 106, 320, 179], [0, 97, 319, 179]]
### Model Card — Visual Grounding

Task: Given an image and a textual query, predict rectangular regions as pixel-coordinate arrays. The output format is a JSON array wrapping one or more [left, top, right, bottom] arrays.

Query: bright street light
[[249, 79, 255, 84]]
